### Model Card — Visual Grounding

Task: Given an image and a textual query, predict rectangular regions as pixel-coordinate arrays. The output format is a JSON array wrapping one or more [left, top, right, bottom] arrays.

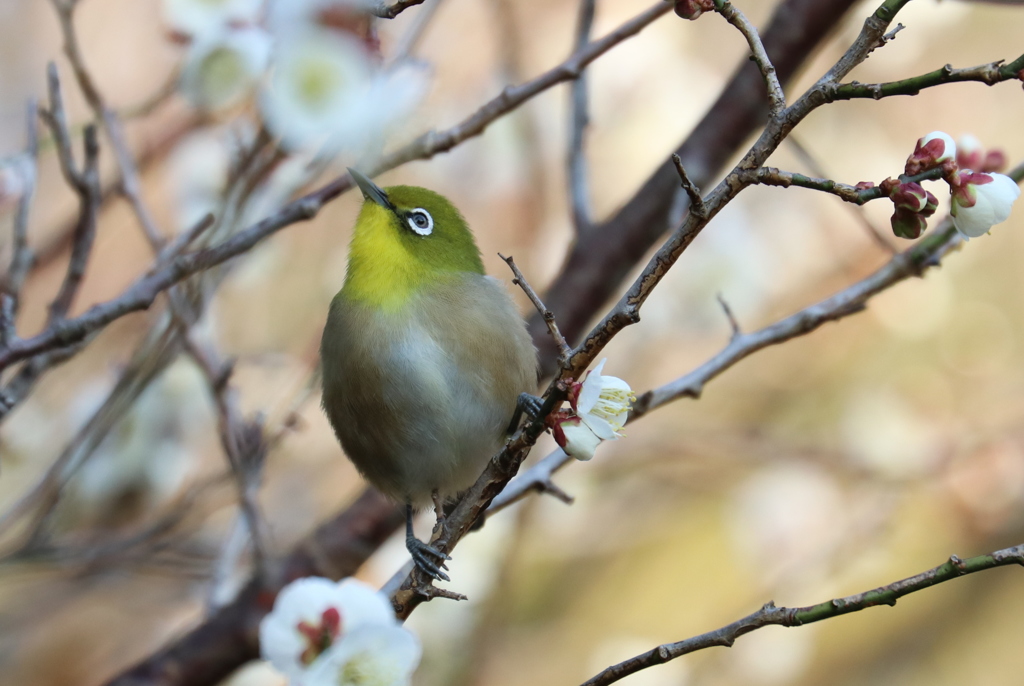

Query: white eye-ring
[[406, 208, 433, 236]]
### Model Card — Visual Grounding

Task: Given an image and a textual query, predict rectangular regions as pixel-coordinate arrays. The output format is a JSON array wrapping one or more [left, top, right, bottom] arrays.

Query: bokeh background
[[1, 0, 1024, 685]]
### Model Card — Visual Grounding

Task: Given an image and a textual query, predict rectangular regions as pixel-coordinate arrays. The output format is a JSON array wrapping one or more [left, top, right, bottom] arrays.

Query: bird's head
[[341, 169, 485, 310]]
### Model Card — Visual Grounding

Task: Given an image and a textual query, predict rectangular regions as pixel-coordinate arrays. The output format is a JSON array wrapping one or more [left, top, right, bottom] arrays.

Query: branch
[[830, 53, 1024, 101], [0, 100, 40, 346], [52, 0, 165, 249], [0, 1, 673, 376], [582, 544, 1024, 686], [534, 0, 864, 374], [737, 165, 946, 205], [568, 0, 596, 234], [369, 0, 426, 19], [499, 253, 571, 365], [713, 0, 786, 115]]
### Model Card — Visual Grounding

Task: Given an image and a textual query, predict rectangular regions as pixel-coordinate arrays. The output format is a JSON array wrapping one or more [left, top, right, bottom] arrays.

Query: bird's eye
[[406, 209, 433, 236]]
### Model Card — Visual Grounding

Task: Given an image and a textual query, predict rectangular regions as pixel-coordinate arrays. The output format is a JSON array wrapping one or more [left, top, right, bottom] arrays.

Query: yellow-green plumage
[[320, 180, 537, 508]]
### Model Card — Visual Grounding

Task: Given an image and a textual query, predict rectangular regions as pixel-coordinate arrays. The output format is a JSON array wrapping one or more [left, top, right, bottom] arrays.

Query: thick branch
[[582, 544, 1024, 686]]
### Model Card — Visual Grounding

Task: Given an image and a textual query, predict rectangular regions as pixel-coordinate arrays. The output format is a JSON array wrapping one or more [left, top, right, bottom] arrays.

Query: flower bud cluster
[[549, 359, 634, 462], [883, 131, 1019, 241]]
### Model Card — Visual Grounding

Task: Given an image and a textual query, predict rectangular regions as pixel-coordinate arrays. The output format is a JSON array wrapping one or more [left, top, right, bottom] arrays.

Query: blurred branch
[[390, 0, 445, 62], [784, 134, 895, 252], [0, 100, 40, 346], [370, 0, 427, 19], [0, 1, 674, 377], [104, 490, 404, 686], [377, 1, 672, 171], [582, 544, 1024, 686], [567, 0, 596, 234], [51, 0, 166, 249]]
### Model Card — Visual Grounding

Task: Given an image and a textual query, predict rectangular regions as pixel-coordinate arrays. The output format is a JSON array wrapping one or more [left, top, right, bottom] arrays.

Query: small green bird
[[321, 170, 538, 580]]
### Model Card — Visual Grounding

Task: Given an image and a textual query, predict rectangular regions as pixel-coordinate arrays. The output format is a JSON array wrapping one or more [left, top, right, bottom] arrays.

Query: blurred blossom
[[180, 26, 272, 112], [729, 463, 846, 576], [260, 30, 428, 153], [944, 441, 1024, 530], [162, 0, 264, 37], [730, 625, 815, 686], [841, 389, 942, 479], [168, 128, 234, 232], [956, 133, 985, 171], [0, 153, 33, 212], [65, 360, 209, 525], [950, 171, 1020, 239], [260, 577, 420, 686]]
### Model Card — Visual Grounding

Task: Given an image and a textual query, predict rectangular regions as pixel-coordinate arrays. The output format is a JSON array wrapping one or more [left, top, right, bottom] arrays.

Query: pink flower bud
[[890, 208, 927, 239], [950, 171, 1020, 239], [905, 131, 956, 176], [889, 181, 929, 213], [674, 0, 715, 19], [955, 134, 984, 171], [983, 149, 1007, 173]]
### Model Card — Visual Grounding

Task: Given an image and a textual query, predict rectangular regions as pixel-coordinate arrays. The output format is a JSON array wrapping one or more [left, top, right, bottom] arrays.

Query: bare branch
[[0, 100, 40, 345], [582, 544, 1024, 686], [671, 154, 707, 218], [377, 1, 672, 171], [737, 165, 946, 204], [716, 293, 741, 340], [568, 0, 596, 234], [499, 253, 571, 366], [713, 0, 786, 115], [51, 0, 165, 249]]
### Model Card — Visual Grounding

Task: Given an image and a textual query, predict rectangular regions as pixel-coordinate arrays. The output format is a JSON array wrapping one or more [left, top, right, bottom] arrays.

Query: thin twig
[[567, 0, 596, 234], [582, 545, 1024, 686], [499, 253, 571, 365], [713, 0, 786, 115], [51, 0, 165, 250], [0, 100, 40, 345], [784, 134, 895, 253], [671, 154, 707, 218], [739, 165, 946, 204], [716, 293, 741, 340]]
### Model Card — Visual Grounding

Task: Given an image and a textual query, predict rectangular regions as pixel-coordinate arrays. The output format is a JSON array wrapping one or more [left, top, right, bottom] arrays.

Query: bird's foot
[[431, 489, 450, 537], [507, 392, 545, 433], [406, 535, 451, 582]]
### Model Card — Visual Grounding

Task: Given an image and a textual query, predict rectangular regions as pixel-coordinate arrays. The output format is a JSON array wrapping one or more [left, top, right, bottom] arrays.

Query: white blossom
[[162, 0, 263, 37], [574, 359, 634, 440], [951, 171, 1020, 239], [259, 29, 428, 153], [304, 625, 421, 686], [919, 131, 956, 164], [259, 577, 399, 684], [556, 418, 602, 462], [180, 26, 272, 112]]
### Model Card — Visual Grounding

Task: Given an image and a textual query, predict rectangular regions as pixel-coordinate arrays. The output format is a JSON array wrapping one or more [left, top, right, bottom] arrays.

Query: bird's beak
[[348, 168, 395, 212]]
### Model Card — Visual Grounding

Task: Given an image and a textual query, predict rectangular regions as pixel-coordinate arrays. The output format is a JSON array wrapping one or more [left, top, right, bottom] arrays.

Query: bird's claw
[[407, 536, 451, 582], [518, 392, 544, 419]]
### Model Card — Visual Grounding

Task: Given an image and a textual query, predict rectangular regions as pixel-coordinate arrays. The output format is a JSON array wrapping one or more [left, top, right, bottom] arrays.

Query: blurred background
[[1, 0, 1024, 684]]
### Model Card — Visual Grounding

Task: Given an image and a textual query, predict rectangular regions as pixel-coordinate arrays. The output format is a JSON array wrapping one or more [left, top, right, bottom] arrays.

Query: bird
[[320, 169, 538, 581]]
